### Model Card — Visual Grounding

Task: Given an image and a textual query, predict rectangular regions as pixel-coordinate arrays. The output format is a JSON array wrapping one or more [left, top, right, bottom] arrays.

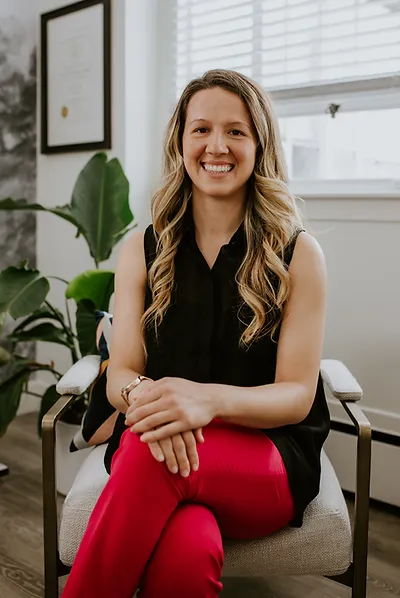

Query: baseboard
[[343, 489, 400, 517], [326, 427, 400, 508], [330, 419, 400, 447], [328, 397, 400, 437]]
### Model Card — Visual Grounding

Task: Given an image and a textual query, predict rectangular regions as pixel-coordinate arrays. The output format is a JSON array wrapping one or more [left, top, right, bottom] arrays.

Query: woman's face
[[182, 87, 257, 201]]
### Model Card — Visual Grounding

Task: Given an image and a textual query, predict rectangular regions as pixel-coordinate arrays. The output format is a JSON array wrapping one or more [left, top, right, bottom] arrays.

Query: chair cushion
[[59, 448, 352, 576]]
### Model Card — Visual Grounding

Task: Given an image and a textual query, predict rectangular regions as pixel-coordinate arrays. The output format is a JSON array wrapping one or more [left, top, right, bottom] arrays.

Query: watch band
[[121, 375, 151, 405]]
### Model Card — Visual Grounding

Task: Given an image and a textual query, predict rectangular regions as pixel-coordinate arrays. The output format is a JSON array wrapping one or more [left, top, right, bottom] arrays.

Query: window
[[171, 0, 400, 196]]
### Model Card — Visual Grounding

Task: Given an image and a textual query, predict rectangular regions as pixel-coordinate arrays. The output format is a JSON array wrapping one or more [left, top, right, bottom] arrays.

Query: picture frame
[[40, 0, 111, 154]]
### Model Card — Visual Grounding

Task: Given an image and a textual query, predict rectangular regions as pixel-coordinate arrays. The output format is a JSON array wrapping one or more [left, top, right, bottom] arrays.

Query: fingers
[[193, 427, 204, 443], [156, 433, 199, 477], [171, 434, 191, 477], [159, 437, 179, 475], [182, 431, 199, 472], [140, 421, 184, 443], [148, 440, 165, 463], [126, 400, 164, 427], [129, 409, 171, 432]]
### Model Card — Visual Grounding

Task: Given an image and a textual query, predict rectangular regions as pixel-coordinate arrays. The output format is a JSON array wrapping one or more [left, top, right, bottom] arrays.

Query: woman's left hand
[[125, 377, 216, 442]]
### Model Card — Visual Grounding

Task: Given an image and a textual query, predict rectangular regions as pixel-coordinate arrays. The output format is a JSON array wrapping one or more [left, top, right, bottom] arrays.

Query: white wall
[[304, 197, 400, 506], [35, 0, 159, 385], [125, 0, 159, 228]]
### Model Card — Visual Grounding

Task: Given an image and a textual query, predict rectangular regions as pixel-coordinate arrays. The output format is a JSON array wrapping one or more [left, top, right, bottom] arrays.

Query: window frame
[[160, 0, 400, 199]]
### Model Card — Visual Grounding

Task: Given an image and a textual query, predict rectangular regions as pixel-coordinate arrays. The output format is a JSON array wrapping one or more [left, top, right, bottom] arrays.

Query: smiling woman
[[62, 69, 329, 598], [182, 88, 257, 203]]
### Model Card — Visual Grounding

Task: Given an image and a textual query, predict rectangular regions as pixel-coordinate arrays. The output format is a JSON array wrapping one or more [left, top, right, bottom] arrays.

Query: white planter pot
[[55, 420, 93, 496]]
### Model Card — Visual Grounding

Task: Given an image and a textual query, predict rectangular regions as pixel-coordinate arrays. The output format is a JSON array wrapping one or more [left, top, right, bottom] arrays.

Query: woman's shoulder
[[115, 231, 147, 284], [291, 231, 325, 263], [118, 225, 156, 258], [289, 231, 326, 285], [119, 229, 145, 255]]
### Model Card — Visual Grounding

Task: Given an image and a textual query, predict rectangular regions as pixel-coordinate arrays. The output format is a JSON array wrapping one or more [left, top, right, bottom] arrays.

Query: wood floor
[[0, 413, 399, 598]]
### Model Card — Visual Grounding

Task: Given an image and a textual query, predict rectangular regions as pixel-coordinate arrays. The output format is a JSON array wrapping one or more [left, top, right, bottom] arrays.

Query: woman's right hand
[[127, 378, 204, 475], [148, 429, 204, 477]]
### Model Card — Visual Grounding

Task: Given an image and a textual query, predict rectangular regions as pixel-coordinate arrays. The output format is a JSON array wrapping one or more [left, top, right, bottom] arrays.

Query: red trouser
[[62, 420, 294, 598]]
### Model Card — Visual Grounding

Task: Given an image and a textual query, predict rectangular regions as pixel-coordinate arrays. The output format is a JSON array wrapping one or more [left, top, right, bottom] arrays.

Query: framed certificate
[[40, 0, 111, 154]]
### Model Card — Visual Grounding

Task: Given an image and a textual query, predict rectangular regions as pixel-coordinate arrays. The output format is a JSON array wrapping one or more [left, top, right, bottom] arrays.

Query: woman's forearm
[[209, 381, 313, 428], [106, 366, 142, 413]]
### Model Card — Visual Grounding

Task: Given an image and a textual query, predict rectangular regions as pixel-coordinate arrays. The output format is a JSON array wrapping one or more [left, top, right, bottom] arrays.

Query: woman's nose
[[206, 132, 229, 155]]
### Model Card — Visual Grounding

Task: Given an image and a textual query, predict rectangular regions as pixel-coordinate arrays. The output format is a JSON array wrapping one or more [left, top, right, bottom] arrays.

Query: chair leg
[[42, 421, 60, 598], [343, 402, 371, 598], [44, 566, 59, 598], [42, 394, 77, 597], [352, 574, 366, 598]]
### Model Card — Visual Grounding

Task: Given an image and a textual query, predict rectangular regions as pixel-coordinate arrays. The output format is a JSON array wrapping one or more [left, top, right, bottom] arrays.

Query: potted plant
[[0, 152, 135, 491]]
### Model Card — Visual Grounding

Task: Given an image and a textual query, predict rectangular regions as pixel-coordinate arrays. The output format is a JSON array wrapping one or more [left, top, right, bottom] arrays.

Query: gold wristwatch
[[121, 375, 151, 406]]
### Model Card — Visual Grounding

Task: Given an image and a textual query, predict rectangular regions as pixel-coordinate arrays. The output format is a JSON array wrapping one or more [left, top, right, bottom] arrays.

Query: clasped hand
[[125, 377, 215, 477]]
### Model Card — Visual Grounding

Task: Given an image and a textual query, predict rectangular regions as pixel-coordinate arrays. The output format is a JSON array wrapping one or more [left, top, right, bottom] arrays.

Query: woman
[[62, 69, 330, 598]]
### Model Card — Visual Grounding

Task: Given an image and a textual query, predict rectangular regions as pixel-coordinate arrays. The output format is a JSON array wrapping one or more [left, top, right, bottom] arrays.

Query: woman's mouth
[[201, 162, 235, 176]]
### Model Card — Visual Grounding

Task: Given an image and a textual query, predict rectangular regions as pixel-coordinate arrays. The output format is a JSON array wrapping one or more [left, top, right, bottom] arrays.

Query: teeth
[[203, 163, 233, 173]]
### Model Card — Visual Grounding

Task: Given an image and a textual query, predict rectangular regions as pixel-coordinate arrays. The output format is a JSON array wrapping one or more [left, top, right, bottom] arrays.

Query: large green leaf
[[8, 322, 71, 347], [112, 223, 137, 246], [75, 299, 97, 356], [38, 384, 59, 437], [0, 358, 33, 437], [0, 198, 82, 230], [0, 347, 11, 365], [70, 153, 133, 264], [0, 265, 50, 319], [65, 270, 114, 311], [0, 355, 64, 435], [12, 305, 65, 333], [0, 369, 28, 436], [0, 312, 6, 335]]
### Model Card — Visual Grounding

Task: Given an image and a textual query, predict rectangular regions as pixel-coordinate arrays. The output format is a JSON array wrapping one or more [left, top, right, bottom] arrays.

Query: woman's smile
[[201, 162, 235, 177]]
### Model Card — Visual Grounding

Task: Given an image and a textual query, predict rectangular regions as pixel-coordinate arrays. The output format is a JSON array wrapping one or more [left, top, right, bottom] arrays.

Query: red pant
[[62, 420, 293, 598]]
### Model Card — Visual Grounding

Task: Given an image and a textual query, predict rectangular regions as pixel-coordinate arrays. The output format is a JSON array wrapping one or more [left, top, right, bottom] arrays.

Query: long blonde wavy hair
[[141, 69, 303, 346]]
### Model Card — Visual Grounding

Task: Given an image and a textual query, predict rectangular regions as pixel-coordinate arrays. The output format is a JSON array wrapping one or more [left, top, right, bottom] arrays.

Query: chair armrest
[[55, 355, 101, 395], [320, 359, 363, 402]]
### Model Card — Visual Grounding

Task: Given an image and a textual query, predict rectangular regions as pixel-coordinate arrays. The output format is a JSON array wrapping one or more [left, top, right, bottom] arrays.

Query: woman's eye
[[194, 127, 208, 133], [229, 129, 244, 136]]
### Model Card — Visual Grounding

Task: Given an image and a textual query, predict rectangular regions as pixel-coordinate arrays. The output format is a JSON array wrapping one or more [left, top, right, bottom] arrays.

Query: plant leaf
[[37, 384, 59, 438], [0, 312, 6, 335], [65, 270, 114, 311], [0, 347, 11, 365], [0, 198, 82, 230], [8, 322, 71, 347], [70, 153, 133, 264], [0, 355, 64, 436], [112, 222, 137, 246], [75, 300, 97, 357], [0, 265, 50, 319], [0, 369, 29, 437], [12, 306, 65, 333]]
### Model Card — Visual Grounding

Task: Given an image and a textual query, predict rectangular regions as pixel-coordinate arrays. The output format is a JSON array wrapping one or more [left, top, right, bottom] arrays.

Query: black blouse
[[105, 215, 330, 526]]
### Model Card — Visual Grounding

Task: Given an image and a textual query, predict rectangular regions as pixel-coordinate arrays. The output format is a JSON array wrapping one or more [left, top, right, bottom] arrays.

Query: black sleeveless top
[[105, 216, 330, 526]]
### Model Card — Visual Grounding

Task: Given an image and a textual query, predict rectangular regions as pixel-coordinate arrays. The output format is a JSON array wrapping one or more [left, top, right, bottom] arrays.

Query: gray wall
[[0, 0, 37, 361]]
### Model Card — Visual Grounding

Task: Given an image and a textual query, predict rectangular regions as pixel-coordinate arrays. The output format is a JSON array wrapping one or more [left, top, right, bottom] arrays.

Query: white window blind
[[175, 0, 400, 96], [171, 0, 400, 193]]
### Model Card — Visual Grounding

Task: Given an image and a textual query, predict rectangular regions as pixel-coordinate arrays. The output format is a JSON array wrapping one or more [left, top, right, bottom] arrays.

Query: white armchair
[[42, 357, 371, 598]]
